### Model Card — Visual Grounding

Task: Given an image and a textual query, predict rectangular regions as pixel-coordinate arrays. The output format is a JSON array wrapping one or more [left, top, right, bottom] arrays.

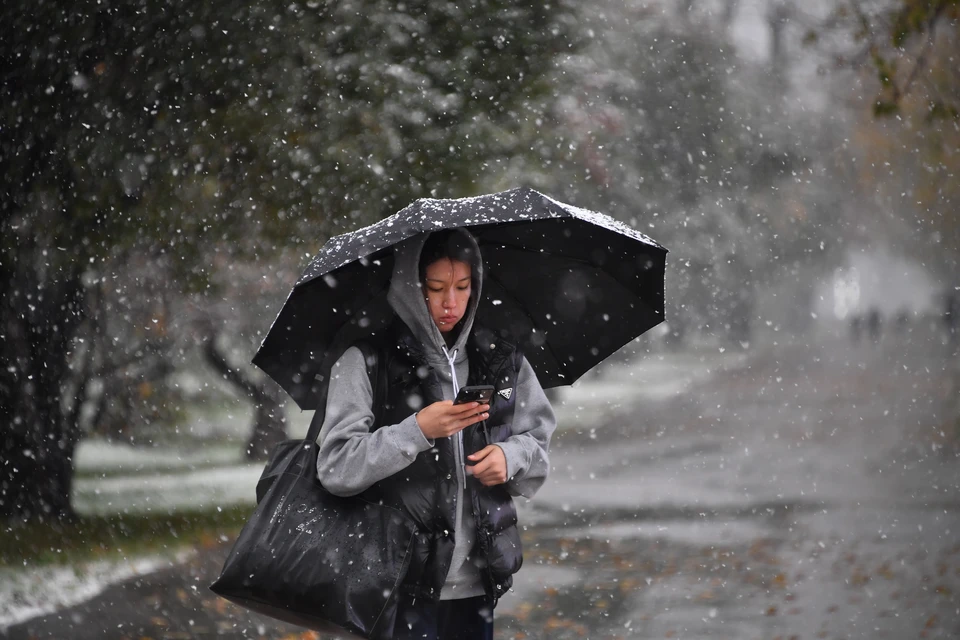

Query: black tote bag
[[210, 403, 418, 639]]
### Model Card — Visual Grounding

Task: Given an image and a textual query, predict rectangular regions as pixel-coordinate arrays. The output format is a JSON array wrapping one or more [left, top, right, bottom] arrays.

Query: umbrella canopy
[[254, 187, 667, 409]]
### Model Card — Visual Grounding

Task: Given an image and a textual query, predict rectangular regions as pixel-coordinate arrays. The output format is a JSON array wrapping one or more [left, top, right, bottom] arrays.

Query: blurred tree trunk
[[949, 308, 960, 446], [677, 0, 737, 28], [246, 394, 288, 460], [767, 1, 790, 80], [0, 252, 86, 521], [721, 0, 738, 29], [202, 334, 287, 460]]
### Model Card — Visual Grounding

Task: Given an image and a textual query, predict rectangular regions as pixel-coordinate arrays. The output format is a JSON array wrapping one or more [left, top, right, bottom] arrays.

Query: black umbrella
[[254, 187, 667, 409]]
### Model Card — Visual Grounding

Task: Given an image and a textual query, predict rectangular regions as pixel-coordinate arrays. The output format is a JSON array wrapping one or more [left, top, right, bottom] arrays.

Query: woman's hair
[[418, 230, 476, 284]]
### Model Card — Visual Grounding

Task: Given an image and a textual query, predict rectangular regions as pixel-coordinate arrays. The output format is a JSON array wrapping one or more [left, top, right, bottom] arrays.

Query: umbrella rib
[[480, 239, 655, 306], [481, 240, 662, 383], [482, 269, 571, 380], [479, 239, 654, 289]]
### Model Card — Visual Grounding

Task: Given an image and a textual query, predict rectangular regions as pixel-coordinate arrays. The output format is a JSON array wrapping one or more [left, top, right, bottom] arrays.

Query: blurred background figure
[[849, 313, 864, 344], [893, 308, 911, 336], [944, 289, 959, 349], [866, 307, 883, 344]]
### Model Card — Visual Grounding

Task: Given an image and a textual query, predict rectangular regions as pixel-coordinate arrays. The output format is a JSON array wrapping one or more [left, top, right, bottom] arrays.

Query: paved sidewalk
[[498, 334, 960, 639]]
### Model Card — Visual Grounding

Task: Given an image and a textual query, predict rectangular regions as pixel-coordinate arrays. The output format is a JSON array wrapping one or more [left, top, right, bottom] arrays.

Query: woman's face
[[423, 258, 472, 333]]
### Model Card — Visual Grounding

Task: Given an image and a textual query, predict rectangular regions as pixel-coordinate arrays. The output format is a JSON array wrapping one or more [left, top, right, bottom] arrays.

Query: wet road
[[7, 333, 960, 639], [500, 333, 960, 639]]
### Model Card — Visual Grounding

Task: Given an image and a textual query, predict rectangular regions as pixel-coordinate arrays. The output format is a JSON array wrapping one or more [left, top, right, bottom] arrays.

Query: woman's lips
[[439, 315, 458, 323]]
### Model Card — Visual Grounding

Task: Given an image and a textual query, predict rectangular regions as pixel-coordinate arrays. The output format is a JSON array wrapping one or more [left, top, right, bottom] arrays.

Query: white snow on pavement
[[75, 440, 244, 476], [0, 551, 191, 631], [73, 464, 262, 516], [538, 518, 769, 546], [556, 350, 748, 430]]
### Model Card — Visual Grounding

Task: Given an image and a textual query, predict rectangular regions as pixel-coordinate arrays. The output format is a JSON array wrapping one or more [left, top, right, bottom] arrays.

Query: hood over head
[[387, 229, 483, 364]]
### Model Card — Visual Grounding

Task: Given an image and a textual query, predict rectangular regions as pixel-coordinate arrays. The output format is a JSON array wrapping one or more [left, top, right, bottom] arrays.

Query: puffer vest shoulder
[[354, 320, 524, 604]]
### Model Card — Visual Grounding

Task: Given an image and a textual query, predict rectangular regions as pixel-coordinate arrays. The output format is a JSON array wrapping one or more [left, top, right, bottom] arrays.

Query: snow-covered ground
[[72, 463, 265, 516], [554, 348, 749, 431], [74, 440, 245, 477], [0, 551, 193, 631]]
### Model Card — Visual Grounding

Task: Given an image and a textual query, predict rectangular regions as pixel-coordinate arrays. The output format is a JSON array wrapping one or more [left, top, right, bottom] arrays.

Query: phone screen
[[455, 385, 495, 405]]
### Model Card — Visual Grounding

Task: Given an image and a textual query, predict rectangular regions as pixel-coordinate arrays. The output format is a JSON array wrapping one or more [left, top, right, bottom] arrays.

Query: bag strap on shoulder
[[355, 341, 383, 429], [305, 342, 384, 444]]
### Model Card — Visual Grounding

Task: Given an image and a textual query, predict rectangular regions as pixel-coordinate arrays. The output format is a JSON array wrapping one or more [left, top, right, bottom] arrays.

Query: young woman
[[316, 228, 556, 640]]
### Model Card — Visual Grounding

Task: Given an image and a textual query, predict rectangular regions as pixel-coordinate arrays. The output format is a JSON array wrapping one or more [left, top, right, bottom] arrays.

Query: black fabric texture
[[211, 405, 417, 639], [393, 595, 494, 640]]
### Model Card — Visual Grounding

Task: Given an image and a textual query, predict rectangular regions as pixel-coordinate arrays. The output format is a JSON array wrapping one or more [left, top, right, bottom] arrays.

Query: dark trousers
[[392, 595, 494, 640]]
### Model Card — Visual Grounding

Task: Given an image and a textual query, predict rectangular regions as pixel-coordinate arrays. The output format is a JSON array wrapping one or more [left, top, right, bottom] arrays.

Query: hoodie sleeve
[[315, 346, 435, 496], [493, 356, 557, 499]]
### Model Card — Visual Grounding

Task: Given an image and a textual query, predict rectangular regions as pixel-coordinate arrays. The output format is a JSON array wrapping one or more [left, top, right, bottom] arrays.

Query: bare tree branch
[[893, 4, 945, 103], [202, 331, 268, 402]]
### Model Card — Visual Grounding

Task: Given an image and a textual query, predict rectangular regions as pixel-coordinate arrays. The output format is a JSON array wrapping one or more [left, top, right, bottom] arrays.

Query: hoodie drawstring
[[442, 345, 460, 396]]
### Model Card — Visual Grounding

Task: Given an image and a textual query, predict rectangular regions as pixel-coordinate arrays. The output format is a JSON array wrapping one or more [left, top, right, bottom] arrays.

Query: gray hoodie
[[316, 229, 556, 600]]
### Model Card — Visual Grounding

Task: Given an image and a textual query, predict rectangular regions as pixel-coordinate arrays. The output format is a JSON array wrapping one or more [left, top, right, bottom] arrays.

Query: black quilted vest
[[355, 320, 524, 604]]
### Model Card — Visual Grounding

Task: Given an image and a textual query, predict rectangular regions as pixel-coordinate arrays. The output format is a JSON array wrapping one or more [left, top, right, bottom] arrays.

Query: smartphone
[[454, 384, 495, 405]]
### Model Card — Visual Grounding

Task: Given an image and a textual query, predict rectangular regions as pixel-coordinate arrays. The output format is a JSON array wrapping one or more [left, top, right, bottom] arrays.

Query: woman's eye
[[457, 286, 469, 291]]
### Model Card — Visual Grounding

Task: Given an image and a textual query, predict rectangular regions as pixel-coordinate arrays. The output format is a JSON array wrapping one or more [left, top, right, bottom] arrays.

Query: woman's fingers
[[467, 445, 507, 486], [450, 401, 489, 417], [449, 403, 488, 425], [418, 401, 490, 439], [417, 401, 490, 438], [448, 408, 488, 435], [458, 409, 489, 426], [438, 411, 486, 437]]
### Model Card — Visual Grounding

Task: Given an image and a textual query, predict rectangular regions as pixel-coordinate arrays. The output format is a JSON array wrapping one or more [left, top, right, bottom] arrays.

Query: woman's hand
[[467, 445, 508, 486], [416, 400, 490, 440]]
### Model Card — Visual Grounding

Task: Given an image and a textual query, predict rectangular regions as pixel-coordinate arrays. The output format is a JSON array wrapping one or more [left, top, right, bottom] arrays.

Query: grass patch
[[0, 504, 253, 569]]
